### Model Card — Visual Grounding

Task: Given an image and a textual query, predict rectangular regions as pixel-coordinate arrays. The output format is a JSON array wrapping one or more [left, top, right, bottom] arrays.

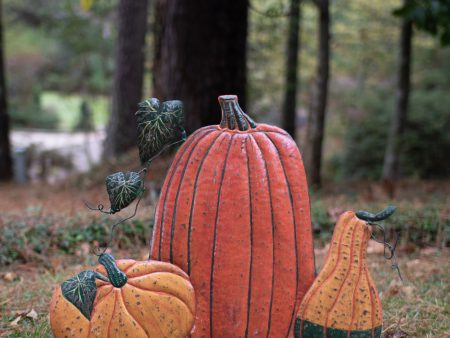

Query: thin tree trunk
[[282, 0, 301, 140], [382, 14, 413, 180], [104, 0, 149, 158], [305, 0, 330, 188], [0, 0, 12, 181], [153, 0, 248, 134]]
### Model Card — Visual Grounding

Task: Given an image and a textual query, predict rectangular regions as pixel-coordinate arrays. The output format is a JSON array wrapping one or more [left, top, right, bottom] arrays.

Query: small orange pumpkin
[[49, 254, 196, 338], [295, 209, 390, 338]]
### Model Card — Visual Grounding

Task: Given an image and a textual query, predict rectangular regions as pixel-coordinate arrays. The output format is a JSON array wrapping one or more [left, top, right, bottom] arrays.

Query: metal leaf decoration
[[61, 270, 99, 320], [105, 171, 143, 213], [136, 98, 184, 165]]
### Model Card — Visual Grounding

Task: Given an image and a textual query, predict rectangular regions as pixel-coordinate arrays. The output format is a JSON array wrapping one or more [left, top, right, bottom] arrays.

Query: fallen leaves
[[10, 309, 38, 327]]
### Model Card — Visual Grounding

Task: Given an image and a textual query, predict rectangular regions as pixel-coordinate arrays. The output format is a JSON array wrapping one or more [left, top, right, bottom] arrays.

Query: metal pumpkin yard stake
[[149, 95, 315, 337], [49, 98, 194, 338], [295, 206, 399, 338]]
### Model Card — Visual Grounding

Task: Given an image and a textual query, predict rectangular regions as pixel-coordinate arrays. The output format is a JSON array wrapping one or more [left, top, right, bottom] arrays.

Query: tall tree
[[282, 0, 301, 139], [305, 0, 330, 188], [104, 0, 149, 157], [153, 0, 248, 134], [383, 0, 450, 180], [382, 11, 412, 180], [0, 0, 12, 181]]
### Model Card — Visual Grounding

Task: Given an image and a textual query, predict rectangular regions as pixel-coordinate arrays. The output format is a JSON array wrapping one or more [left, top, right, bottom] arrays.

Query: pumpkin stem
[[219, 95, 256, 131], [356, 205, 396, 223], [98, 253, 127, 288]]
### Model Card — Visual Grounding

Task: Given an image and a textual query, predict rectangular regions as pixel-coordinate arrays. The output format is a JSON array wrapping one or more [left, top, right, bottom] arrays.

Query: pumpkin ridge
[[348, 223, 368, 332], [186, 132, 228, 274], [209, 134, 235, 336], [126, 281, 195, 316], [249, 134, 275, 337], [153, 128, 215, 260], [265, 132, 315, 302], [106, 290, 118, 338], [119, 288, 150, 338], [123, 261, 139, 274], [365, 267, 375, 338], [169, 131, 222, 263], [158, 128, 217, 261], [324, 218, 358, 333], [243, 136, 253, 338], [127, 269, 190, 281], [262, 132, 300, 336], [119, 288, 149, 337], [299, 214, 354, 322], [94, 286, 113, 305], [152, 127, 207, 258]]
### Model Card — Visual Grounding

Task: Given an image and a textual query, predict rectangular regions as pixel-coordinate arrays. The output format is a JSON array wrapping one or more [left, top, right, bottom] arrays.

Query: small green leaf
[[61, 270, 99, 320], [106, 172, 143, 213], [136, 98, 184, 165]]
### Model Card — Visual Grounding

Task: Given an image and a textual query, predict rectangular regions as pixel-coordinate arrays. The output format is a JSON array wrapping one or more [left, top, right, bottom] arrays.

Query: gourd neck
[[219, 95, 257, 131], [98, 253, 127, 288]]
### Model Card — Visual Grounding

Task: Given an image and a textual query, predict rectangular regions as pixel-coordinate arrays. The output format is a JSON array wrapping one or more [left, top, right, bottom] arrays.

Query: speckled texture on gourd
[[295, 211, 382, 338], [49, 259, 196, 338]]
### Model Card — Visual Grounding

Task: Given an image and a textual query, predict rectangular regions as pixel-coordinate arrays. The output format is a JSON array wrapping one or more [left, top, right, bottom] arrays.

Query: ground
[[0, 175, 448, 337]]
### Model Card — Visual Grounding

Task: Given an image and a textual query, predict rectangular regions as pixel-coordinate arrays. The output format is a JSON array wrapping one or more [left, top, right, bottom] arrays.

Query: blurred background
[[0, 0, 449, 337]]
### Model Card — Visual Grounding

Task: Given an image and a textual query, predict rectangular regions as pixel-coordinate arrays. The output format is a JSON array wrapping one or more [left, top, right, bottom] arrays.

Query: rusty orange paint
[[49, 259, 196, 338], [296, 211, 382, 337], [150, 95, 315, 337]]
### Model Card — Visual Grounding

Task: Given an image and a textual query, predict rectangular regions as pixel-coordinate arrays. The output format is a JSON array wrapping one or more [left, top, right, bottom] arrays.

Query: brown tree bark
[[283, 0, 301, 140], [104, 0, 149, 158], [382, 13, 413, 180], [0, 0, 12, 181], [282, 0, 302, 140], [305, 0, 330, 188], [153, 0, 248, 134]]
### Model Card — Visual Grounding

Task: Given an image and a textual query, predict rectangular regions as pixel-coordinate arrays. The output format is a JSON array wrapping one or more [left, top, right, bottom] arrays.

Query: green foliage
[[336, 84, 450, 179], [393, 0, 450, 45], [0, 213, 151, 265], [136, 98, 185, 166], [105, 171, 143, 213], [60, 270, 99, 319]]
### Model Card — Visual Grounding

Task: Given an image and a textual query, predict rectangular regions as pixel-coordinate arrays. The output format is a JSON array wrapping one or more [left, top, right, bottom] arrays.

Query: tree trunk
[[282, 0, 301, 140], [153, 0, 248, 134], [305, 0, 330, 188], [382, 13, 413, 180], [104, 0, 149, 158], [0, 0, 12, 181]]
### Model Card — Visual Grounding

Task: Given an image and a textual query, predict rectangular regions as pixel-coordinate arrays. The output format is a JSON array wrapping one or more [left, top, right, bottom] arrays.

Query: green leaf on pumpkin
[[105, 171, 143, 213], [61, 270, 99, 320], [136, 98, 184, 166]]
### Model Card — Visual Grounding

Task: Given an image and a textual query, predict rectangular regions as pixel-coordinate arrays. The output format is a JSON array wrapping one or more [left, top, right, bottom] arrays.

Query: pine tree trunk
[[153, 0, 248, 134], [282, 0, 301, 140], [104, 0, 149, 158], [382, 14, 413, 180], [305, 0, 330, 188], [0, 0, 12, 181]]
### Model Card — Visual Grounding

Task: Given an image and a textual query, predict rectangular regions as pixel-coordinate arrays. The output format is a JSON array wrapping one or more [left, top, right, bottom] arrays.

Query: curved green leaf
[[136, 98, 184, 165], [61, 270, 99, 320], [105, 171, 143, 213]]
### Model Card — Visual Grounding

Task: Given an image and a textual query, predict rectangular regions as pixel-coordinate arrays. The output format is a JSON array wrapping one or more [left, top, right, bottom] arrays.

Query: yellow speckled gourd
[[49, 254, 196, 338], [295, 211, 383, 338]]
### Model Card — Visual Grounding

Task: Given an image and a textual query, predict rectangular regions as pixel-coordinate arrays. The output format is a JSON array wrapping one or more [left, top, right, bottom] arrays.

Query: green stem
[[98, 253, 127, 288]]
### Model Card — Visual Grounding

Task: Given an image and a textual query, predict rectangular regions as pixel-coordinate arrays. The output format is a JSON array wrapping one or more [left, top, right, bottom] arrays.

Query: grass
[[1, 246, 448, 337], [0, 178, 448, 337]]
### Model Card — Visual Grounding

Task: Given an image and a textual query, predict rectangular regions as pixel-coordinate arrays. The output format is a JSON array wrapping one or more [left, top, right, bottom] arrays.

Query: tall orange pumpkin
[[150, 95, 315, 337]]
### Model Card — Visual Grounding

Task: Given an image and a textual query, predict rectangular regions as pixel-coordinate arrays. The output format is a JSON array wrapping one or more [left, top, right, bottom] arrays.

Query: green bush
[[337, 88, 450, 179], [0, 213, 153, 265]]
